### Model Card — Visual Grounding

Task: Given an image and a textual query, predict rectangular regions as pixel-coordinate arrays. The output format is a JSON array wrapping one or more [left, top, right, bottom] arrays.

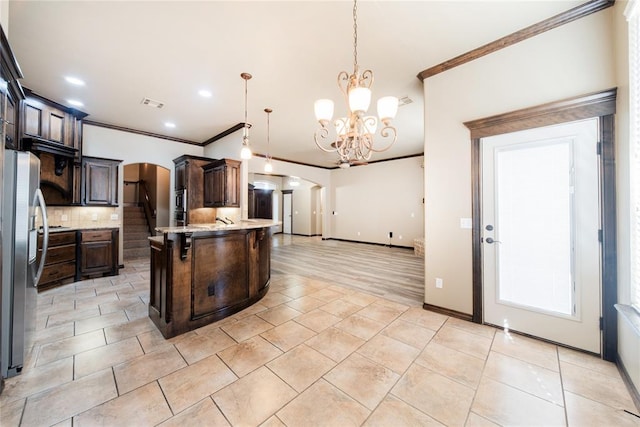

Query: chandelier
[[314, 0, 398, 168], [240, 72, 253, 160]]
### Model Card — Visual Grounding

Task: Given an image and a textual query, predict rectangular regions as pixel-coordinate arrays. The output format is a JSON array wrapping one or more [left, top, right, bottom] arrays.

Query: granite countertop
[[155, 219, 280, 234]]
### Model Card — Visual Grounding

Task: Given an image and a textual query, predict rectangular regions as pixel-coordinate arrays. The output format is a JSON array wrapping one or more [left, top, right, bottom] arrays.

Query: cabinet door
[[80, 240, 113, 274], [24, 103, 42, 138], [4, 83, 18, 150], [82, 158, 119, 205], [192, 233, 249, 318], [175, 161, 186, 190], [203, 166, 226, 207], [47, 109, 65, 144], [224, 163, 240, 207]]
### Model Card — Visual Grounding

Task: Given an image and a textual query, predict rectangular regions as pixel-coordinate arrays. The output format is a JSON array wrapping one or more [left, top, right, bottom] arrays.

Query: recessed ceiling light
[[65, 76, 85, 86], [164, 122, 176, 128], [198, 89, 212, 98], [67, 99, 84, 107]]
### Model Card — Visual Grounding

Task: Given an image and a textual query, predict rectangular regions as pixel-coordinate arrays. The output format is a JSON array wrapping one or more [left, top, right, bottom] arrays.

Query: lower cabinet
[[149, 227, 273, 338], [37, 230, 77, 291], [77, 228, 119, 279]]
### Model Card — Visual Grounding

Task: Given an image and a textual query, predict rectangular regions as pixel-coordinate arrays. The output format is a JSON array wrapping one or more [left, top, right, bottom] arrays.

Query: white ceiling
[[7, 0, 580, 168]]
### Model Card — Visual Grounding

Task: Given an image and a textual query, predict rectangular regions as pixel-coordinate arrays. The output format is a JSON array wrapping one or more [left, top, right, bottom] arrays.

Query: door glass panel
[[495, 139, 573, 316]]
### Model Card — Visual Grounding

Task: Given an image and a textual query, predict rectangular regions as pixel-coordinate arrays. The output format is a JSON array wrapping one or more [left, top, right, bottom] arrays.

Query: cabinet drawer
[[44, 244, 75, 264], [80, 230, 112, 242], [39, 261, 75, 285], [41, 231, 76, 247]]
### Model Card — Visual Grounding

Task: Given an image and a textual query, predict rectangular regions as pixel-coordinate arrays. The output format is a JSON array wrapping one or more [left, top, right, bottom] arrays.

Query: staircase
[[123, 205, 150, 260]]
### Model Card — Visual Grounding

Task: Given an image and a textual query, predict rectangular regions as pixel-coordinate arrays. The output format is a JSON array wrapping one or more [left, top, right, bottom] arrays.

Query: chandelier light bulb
[[240, 144, 252, 160], [377, 96, 399, 123], [314, 99, 334, 124], [264, 159, 273, 173], [348, 86, 372, 114]]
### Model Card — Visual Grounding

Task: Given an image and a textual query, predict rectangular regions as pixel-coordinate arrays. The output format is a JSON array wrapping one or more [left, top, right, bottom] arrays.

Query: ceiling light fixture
[[67, 99, 84, 107], [240, 73, 253, 160], [264, 108, 273, 173], [65, 76, 85, 86], [198, 89, 212, 98], [164, 122, 176, 128], [313, 0, 398, 168]]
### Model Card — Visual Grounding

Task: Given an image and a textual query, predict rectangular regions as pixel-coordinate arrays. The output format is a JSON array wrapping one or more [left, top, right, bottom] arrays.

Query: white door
[[283, 192, 292, 234], [482, 119, 601, 353]]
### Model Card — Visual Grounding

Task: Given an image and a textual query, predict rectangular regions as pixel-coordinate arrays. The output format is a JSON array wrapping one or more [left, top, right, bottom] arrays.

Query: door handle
[[485, 237, 501, 244]]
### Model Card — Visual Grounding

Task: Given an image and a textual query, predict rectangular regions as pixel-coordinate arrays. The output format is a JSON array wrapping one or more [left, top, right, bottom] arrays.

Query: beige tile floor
[[1, 257, 640, 426]]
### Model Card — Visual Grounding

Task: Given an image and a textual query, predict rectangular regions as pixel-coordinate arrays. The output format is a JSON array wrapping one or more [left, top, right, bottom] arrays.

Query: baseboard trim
[[617, 353, 640, 413], [327, 237, 413, 250], [422, 303, 473, 322]]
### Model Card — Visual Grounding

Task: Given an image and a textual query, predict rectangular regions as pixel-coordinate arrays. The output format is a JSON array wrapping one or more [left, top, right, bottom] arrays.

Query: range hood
[[22, 137, 77, 176]]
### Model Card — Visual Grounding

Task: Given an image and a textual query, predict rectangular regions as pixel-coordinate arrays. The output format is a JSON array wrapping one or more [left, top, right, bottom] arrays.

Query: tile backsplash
[[47, 206, 122, 229]]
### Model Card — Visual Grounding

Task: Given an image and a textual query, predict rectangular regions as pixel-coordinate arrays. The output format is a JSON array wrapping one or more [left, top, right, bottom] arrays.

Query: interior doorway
[[283, 190, 292, 234], [122, 163, 170, 261]]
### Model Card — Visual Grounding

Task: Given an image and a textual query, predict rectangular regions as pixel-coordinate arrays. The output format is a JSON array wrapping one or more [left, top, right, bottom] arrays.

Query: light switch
[[460, 218, 472, 229]]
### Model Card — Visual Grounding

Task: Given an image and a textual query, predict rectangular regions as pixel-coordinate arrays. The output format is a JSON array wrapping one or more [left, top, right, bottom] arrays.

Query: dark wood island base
[[148, 220, 278, 338]]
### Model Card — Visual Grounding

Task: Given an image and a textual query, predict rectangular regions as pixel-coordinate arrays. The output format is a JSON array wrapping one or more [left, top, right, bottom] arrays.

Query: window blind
[[628, 0, 640, 311]]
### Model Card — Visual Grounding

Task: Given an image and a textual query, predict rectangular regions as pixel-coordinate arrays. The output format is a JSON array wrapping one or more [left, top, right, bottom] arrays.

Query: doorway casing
[[464, 88, 618, 361]]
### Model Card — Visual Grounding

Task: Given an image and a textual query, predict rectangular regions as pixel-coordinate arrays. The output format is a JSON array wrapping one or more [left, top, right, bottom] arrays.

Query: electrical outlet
[[389, 232, 393, 238], [91, 213, 98, 221], [399, 235, 403, 240], [435, 278, 443, 288], [110, 213, 118, 220], [61, 214, 68, 222], [357, 231, 361, 236]]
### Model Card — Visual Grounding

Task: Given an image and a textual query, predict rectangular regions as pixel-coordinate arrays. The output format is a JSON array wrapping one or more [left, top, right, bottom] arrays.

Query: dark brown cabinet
[[149, 225, 273, 338], [203, 158, 240, 208], [82, 156, 121, 206], [0, 30, 24, 150], [77, 228, 119, 279], [172, 155, 216, 225], [37, 231, 77, 291], [21, 88, 86, 156]]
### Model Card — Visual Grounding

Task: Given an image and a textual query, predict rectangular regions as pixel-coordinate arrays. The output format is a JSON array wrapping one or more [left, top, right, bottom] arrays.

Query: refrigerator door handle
[[33, 188, 49, 287]]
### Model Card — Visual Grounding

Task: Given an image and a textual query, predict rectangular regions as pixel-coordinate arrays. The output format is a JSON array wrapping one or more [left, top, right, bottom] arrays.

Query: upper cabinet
[[0, 27, 25, 151], [203, 158, 240, 208], [82, 156, 121, 206], [21, 88, 87, 159]]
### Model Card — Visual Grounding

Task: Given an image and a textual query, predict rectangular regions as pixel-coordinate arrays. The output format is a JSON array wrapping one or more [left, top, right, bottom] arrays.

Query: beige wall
[[423, 11, 616, 314], [330, 156, 424, 246], [613, 0, 640, 398]]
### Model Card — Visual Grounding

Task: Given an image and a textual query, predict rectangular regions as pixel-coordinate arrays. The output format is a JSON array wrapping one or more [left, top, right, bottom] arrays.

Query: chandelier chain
[[353, 0, 358, 72], [244, 79, 248, 125]]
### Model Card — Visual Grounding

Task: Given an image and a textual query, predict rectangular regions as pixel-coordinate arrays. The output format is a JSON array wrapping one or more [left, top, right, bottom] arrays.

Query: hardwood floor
[[271, 234, 424, 306]]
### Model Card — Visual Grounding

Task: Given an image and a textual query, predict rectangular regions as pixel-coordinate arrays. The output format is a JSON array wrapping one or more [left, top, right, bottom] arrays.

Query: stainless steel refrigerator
[[1, 150, 48, 378]]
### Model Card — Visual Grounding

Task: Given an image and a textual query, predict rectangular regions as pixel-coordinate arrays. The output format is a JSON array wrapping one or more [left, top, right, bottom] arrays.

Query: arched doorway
[[123, 163, 170, 261]]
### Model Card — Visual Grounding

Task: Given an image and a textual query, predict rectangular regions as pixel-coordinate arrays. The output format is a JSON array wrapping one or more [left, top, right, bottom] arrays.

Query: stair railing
[[138, 180, 156, 235]]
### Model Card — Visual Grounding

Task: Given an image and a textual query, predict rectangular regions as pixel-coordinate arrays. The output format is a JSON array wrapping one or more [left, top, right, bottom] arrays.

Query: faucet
[[225, 217, 235, 224], [216, 217, 230, 225]]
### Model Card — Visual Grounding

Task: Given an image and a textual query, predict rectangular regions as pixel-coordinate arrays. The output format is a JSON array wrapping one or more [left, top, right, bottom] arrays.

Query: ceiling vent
[[398, 96, 413, 107], [141, 97, 165, 109]]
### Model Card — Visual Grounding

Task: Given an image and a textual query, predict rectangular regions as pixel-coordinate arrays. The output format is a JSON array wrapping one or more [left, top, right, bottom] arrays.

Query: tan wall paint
[[423, 11, 616, 314], [613, 0, 640, 398]]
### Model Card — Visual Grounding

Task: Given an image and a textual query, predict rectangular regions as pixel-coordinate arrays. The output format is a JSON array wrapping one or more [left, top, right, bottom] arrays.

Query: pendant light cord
[[353, 0, 358, 73]]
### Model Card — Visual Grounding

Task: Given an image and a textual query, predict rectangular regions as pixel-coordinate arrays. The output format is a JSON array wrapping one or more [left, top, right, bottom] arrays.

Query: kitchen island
[[149, 219, 279, 338]]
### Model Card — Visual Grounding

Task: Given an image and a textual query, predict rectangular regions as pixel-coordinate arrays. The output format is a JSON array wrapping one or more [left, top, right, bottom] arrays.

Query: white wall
[[613, 0, 639, 399], [423, 11, 616, 314], [330, 156, 424, 247]]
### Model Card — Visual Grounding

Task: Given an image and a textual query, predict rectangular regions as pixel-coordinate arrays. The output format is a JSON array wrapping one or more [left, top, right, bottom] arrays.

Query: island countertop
[[155, 218, 280, 234]]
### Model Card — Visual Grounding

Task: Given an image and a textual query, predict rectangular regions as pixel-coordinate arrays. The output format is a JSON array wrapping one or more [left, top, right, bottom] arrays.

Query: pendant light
[[264, 108, 273, 173], [240, 72, 253, 160]]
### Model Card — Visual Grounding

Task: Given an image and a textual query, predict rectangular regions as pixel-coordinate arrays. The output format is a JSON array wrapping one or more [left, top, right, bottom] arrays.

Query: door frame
[[464, 88, 618, 360], [282, 189, 293, 234]]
